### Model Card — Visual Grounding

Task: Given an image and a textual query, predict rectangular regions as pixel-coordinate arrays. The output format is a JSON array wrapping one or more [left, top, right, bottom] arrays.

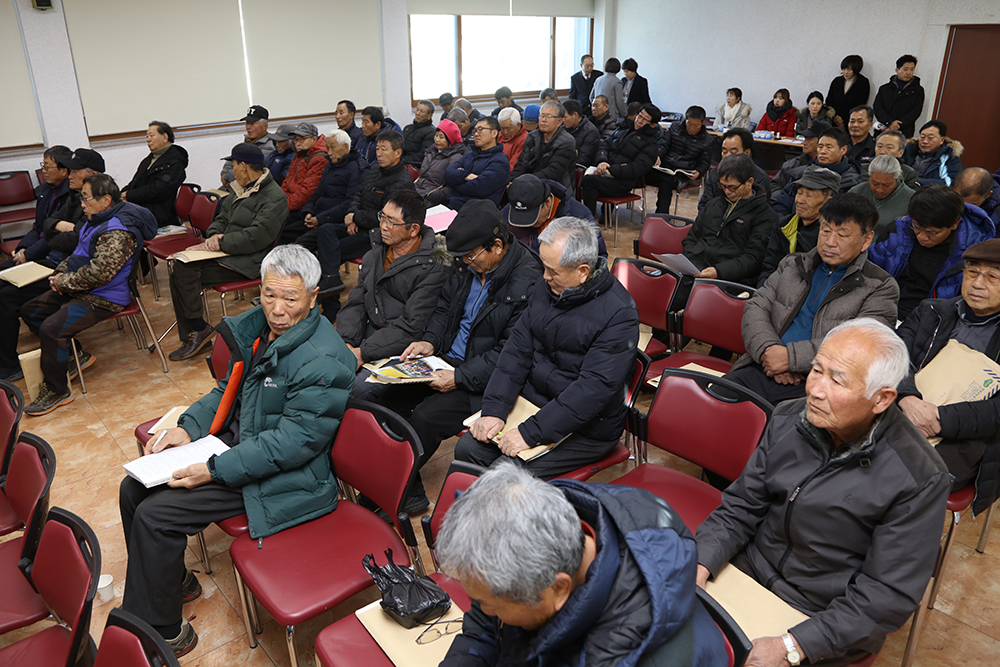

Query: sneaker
[[169, 325, 216, 362], [0, 366, 23, 382], [402, 493, 430, 516], [182, 568, 202, 604], [166, 619, 199, 658], [67, 350, 95, 381], [25, 383, 73, 417]]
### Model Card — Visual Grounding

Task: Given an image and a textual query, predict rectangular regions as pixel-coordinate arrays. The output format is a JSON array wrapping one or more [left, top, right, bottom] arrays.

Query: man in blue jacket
[[445, 116, 510, 209], [437, 463, 728, 667], [118, 245, 356, 657]]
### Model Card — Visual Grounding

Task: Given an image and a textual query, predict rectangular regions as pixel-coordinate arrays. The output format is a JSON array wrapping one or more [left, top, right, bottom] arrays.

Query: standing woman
[[795, 91, 836, 132], [716, 87, 753, 130], [590, 58, 628, 121], [621, 58, 651, 105], [827, 55, 870, 129], [756, 89, 796, 137]]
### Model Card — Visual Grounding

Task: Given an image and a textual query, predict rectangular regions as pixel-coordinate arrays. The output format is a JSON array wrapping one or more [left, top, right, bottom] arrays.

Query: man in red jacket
[[279, 122, 329, 243]]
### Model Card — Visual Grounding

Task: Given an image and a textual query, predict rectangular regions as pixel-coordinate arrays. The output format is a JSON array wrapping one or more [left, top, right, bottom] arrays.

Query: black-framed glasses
[[910, 220, 950, 238], [718, 181, 747, 194], [415, 617, 463, 645], [377, 211, 407, 228]]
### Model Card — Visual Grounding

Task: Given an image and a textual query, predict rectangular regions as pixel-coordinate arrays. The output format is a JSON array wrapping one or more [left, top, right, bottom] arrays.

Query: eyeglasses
[[463, 246, 487, 263], [718, 181, 747, 194], [80, 195, 97, 203], [472, 126, 493, 135], [39, 162, 59, 170], [415, 618, 463, 645], [964, 266, 1000, 286], [910, 221, 951, 238], [538, 114, 560, 120], [377, 211, 407, 228]]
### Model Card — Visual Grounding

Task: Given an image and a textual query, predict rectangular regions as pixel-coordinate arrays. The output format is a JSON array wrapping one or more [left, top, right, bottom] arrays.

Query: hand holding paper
[[497, 427, 530, 457], [146, 426, 191, 455], [471, 416, 505, 442]]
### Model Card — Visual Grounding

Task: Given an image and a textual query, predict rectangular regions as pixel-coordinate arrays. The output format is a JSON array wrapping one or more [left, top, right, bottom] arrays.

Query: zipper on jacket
[[918, 304, 943, 370]]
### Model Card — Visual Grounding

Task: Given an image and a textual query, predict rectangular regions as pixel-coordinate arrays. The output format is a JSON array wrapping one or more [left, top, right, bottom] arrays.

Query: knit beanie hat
[[437, 119, 463, 146]]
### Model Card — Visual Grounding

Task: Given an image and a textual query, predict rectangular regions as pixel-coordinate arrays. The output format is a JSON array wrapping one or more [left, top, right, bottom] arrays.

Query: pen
[[151, 430, 167, 453]]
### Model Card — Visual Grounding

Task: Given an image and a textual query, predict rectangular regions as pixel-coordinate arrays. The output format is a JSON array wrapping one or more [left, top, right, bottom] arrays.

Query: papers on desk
[[652, 253, 701, 276], [463, 396, 566, 461], [704, 564, 809, 641], [122, 435, 229, 488], [364, 356, 455, 385], [648, 362, 725, 387], [0, 261, 54, 287], [168, 249, 228, 263], [425, 205, 458, 232], [356, 599, 463, 667]]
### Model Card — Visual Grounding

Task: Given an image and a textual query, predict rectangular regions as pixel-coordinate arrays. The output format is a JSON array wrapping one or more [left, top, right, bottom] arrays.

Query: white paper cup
[[97, 574, 114, 602]]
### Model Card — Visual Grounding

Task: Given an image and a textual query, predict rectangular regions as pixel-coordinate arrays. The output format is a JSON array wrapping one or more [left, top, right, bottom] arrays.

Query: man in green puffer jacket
[[120, 245, 355, 658]]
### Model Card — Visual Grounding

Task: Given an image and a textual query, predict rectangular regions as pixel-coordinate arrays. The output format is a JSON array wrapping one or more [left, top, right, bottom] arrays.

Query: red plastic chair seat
[[554, 441, 631, 482], [0, 536, 48, 634], [0, 625, 73, 664], [315, 573, 470, 667], [645, 352, 733, 386], [213, 278, 261, 294], [229, 502, 410, 626], [611, 464, 722, 534], [93, 625, 150, 667], [133, 419, 158, 451], [145, 236, 201, 260], [0, 208, 35, 226], [947, 485, 975, 512], [0, 240, 19, 257], [218, 513, 249, 537], [597, 194, 641, 206], [645, 337, 669, 358], [0, 494, 20, 535]]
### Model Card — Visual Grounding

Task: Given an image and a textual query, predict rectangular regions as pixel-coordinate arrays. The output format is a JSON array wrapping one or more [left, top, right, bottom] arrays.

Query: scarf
[[766, 101, 790, 122], [723, 102, 741, 125]]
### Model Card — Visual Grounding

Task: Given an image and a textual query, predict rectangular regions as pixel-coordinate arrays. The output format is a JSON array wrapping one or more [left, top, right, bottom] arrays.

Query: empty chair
[[633, 214, 693, 260], [93, 608, 181, 667], [0, 171, 36, 226], [173, 183, 201, 224], [0, 379, 24, 482], [611, 258, 683, 359]]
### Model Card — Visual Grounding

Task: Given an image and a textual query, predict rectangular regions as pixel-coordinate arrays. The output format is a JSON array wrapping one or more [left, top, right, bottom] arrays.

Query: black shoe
[[169, 326, 216, 362], [0, 366, 23, 382], [24, 383, 73, 416], [402, 493, 430, 516], [317, 276, 346, 299], [181, 568, 202, 604], [68, 350, 96, 381], [166, 620, 199, 658]]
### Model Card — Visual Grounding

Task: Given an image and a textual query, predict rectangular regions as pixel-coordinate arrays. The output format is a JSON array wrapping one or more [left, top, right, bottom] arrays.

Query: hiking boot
[[25, 383, 73, 417], [182, 568, 202, 604], [166, 620, 199, 658], [0, 366, 23, 382], [402, 493, 430, 516], [169, 326, 215, 361], [68, 350, 95, 381]]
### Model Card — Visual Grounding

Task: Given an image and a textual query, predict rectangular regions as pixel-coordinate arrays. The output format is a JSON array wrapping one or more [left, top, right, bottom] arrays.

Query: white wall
[[615, 0, 999, 130]]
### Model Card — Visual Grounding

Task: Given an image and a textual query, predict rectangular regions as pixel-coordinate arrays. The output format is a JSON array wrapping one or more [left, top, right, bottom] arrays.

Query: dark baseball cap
[[793, 165, 841, 191], [272, 123, 297, 141], [221, 143, 265, 165], [240, 105, 269, 122], [62, 148, 105, 172], [447, 200, 504, 256], [287, 122, 319, 137], [507, 175, 551, 227], [800, 120, 832, 138]]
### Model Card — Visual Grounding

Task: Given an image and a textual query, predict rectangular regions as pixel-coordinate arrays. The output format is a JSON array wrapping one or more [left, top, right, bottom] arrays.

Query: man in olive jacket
[[168, 143, 287, 361], [120, 246, 356, 657]]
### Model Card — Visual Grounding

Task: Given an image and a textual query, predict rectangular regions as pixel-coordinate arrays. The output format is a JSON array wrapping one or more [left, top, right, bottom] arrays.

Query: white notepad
[[123, 435, 229, 488]]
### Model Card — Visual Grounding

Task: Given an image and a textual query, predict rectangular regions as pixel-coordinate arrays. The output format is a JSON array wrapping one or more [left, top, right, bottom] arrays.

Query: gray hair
[[869, 155, 902, 183], [260, 244, 321, 292], [498, 107, 521, 125], [540, 87, 558, 101], [541, 100, 566, 119], [417, 99, 435, 113], [436, 462, 583, 604], [455, 98, 474, 112], [875, 129, 906, 151], [327, 129, 351, 148], [819, 318, 909, 397], [537, 217, 599, 270], [447, 108, 468, 124]]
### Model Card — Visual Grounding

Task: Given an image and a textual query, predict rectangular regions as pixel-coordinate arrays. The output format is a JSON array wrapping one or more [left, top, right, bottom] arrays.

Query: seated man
[[168, 144, 287, 361], [848, 154, 914, 236], [491, 86, 524, 118], [502, 174, 607, 258], [509, 101, 577, 191], [898, 239, 1000, 513], [438, 92, 454, 122], [868, 184, 994, 322], [4, 145, 74, 271], [455, 217, 638, 477], [861, 129, 921, 189], [727, 194, 897, 404], [336, 190, 448, 399], [448, 108, 474, 145], [438, 463, 728, 667], [498, 107, 528, 168], [562, 99, 601, 167], [388, 201, 542, 511], [121, 121, 188, 227], [844, 105, 876, 164], [278, 123, 329, 243], [119, 245, 355, 657], [698, 128, 772, 213], [591, 94, 617, 140], [770, 120, 829, 193], [222, 105, 275, 187], [402, 99, 437, 166], [334, 99, 363, 148], [903, 120, 963, 186], [356, 106, 403, 166], [699, 318, 950, 667], [652, 105, 714, 214], [540, 87, 559, 104], [758, 166, 839, 287], [522, 103, 541, 133], [444, 116, 510, 209], [569, 54, 602, 116], [579, 103, 660, 217], [953, 166, 999, 228], [455, 98, 484, 126], [682, 154, 778, 286], [773, 127, 862, 216], [21, 173, 156, 415], [263, 124, 296, 186]]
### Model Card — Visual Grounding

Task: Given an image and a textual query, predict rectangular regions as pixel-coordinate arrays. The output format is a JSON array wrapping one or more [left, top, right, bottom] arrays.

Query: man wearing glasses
[[508, 101, 578, 191], [277, 123, 330, 243], [444, 116, 510, 209], [336, 189, 448, 400], [897, 238, 1000, 515], [868, 184, 995, 322]]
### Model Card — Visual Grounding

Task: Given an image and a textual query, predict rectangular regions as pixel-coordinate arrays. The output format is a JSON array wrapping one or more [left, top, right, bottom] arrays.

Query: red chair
[[211, 277, 262, 317], [611, 258, 683, 359], [145, 191, 220, 299], [633, 215, 693, 260], [0, 380, 25, 483], [597, 192, 642, 248], [315, 461, 483, 667], [644, 278, 755, 385], [671, 179, 703, 215], [405, 164, 420, 181], [174, 183, 201, 223], [229, 400, 424, 666], [0, 171, 36, 226], [612, 368, 772, 534], [94, 608, 181, 667], [574, 166, 585, 200], [0, 507, 100, 667]]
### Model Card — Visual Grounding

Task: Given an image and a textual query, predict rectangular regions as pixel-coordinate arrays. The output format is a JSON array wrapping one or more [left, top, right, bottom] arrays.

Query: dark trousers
[[579, 174, 634, 217], [724, 363, 807, 406], [0, 279, 49, 369], [168, 259, 244, 341], [318, 223, 371, 276], [646, 170, 695, 213], [278, 212, 308, 245], [453, 429, 619, 480], [21, 290, 114, 395], [119, 477, 245, 632]]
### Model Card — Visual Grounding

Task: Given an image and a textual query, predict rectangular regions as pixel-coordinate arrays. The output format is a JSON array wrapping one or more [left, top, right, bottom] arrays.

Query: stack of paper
[[169, 249, 229, 263], [0, 262, 54, 287], [463, 396, 565, 461], [123, 435, 229, 488]]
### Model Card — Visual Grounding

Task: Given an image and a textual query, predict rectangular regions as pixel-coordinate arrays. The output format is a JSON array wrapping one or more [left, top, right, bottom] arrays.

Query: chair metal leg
[[136, 296, 169, 373], [220, 293, 229, 318], [977, 500, 997, 553], [196, 530, 212, 574], [285, 625, 300, 667], [232, 565, 258, 649], [71, 339, 87, 394], [901, 582, 932, 667], [125, 315, 143, 350], [928, 509, 961, 608], [148, 250, 160, 300], [248, 586, 263, 635]]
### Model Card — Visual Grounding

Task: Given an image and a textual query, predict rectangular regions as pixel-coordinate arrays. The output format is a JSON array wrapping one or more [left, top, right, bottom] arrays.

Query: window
[[409, 15, 592, 104]]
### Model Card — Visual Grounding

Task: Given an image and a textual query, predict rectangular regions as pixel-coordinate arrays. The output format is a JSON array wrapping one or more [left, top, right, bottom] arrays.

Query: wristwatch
[[781, 633, 801, 666]]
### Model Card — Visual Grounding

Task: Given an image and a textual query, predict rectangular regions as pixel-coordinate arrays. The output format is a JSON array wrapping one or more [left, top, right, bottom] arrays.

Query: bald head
[[953, 167, 995, 207]]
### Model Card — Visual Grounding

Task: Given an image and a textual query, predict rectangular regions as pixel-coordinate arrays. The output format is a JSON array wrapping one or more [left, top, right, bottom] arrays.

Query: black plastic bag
[[362, 549, 451, 628]]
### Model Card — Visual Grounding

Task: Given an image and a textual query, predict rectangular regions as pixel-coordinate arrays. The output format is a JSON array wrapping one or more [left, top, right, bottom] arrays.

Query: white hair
[[819, 318, 909, 397], [869, 155, 902, 183], [327, 129, 351, 148], [498, 107, 521, 125], [537, 217, 599, 270], [260, 244, 321, 292]]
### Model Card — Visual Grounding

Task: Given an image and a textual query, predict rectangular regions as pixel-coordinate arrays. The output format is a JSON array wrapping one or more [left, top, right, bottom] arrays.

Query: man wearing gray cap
[[278, 122, 329, 243], [221, 105, 276, 187], [502, 174, 606, 258], [264, 123, 297, 186], [168, 143, 287, 361]]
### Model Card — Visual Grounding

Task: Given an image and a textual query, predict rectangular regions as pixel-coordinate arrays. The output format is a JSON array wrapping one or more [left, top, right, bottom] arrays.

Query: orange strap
[[209, 338, 260, 435]]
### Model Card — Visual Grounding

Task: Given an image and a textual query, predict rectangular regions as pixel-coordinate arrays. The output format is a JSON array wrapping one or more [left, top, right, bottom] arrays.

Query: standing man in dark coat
[[509, 101, 578, 191], [122, 121, 188, 227], [568, 54, 602, 117], [873, 55, 925, 138], [579, 103, 660, 216]]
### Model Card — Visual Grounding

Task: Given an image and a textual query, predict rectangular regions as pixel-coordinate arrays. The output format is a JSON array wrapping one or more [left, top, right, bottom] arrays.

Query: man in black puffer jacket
[[579, 103, 660, 216], [563, 100, 601, 167], [651, 106, 714, 213], [402, 100, 437, 166], [509, 101, 578, 191], [121, 121, 188, 227]]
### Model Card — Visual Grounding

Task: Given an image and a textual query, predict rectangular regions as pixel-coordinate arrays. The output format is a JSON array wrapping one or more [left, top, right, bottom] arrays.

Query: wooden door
[[934, 25, 1000, 171]]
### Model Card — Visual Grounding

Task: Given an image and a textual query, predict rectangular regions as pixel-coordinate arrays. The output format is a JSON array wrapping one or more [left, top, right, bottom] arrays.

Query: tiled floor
[[1, 190, 998, 665]]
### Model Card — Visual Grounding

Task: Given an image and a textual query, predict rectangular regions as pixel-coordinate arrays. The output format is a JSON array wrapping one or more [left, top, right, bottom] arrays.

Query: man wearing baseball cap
[[264, 123, 297, 186], [278, 122, 329, 243], [502, 174, 606, 258], [221, 105, 276, 187], [168, 143, 287, 361]]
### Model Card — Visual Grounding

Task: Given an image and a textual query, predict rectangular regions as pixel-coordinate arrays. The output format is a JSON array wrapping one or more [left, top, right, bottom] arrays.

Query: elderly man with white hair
[[848, 154, 914, 236], [498, 106, 528, 167], [697, 318, 950, 667]]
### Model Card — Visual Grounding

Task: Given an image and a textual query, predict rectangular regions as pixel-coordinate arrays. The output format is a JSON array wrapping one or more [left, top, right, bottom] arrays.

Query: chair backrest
[[0, 171, 35, 207], [95, 608, 180, 667], [0, 380, 24, 482], [188, 192, 221, 235], [174, 183, 201, 222], [331, 400, 423, 535], [636, 216, 693, 260], [696, 587, 751, 667], [574, 166, 585, 199], [36, 168, 46, 185], [22, 507, 100, 667], [421, 461, 484, 570], [611, 258, 682, 332], [3, 435, 56, 535], [626, 349, 651, 409], [206, 334, 232, 386], [682, 279, 755, 355], [647, 368, 772, 482], [405, 164, 420, 181]]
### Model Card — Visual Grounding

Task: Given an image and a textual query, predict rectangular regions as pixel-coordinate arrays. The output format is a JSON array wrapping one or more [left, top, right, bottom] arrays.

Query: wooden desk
[[708, 129, 804, 149]]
